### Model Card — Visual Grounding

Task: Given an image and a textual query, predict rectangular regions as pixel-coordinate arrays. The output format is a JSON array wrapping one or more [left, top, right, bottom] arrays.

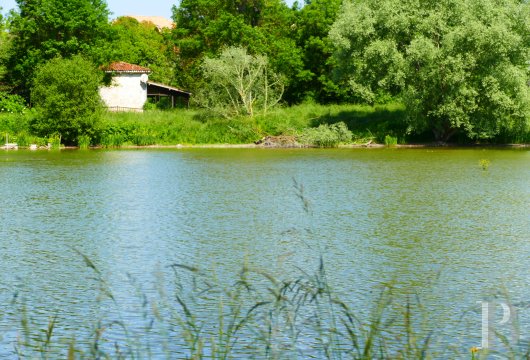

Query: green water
[[1, 148, 528, 358]]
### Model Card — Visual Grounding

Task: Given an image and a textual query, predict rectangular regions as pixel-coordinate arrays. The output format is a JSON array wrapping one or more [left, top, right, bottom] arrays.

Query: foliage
[[0, 91, 27, 114], [6, 0, 111, 99], [171, 0, 304, 102], [0, 110, 45, 146], [292, 0, 348, 103], [30, 56, 103, 146], [384, 134, 398, 147], [299, 121, 352, 147], [330, 0, 530, 141], [199, 46, 284, 117], [97, 16, 176, 85], [0, 10, 11, 88], [99, 110, 261, 145], [77, 134, 92, 149]]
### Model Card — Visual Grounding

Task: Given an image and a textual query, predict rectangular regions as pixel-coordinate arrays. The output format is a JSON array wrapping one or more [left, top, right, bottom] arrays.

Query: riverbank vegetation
[[0, 103, 411, 147], [2, 101, 529, 148], [1, 0, 529, 146]]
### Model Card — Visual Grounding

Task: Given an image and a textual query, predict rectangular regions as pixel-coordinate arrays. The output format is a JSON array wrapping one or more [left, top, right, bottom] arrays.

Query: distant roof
[[126, 15, 174, 30], [147, 81, 191, 96], [103, 62, 151, 73]]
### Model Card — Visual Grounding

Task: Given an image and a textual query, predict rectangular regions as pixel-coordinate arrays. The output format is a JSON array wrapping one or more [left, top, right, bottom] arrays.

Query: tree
[[292, 0, 347, 103], [330, 0, 530, 141], [96, 17, 176, 85], [30, 56, 103, 145], [199, 46, 284, 117], [0, 9, 12, 90], [171, 0, 303, 102], [6, 0, 111, 99]]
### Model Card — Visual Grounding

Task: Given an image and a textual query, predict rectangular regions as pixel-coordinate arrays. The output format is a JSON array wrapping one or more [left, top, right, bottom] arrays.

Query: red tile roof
[[103, 62, 151, 73]]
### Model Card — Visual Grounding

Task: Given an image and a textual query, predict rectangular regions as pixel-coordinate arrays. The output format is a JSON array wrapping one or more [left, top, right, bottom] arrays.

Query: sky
[[2, 0, 298, 19]]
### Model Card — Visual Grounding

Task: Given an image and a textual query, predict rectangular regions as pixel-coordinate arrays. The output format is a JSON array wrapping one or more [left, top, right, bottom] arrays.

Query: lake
[[1, 148, 529, 358]]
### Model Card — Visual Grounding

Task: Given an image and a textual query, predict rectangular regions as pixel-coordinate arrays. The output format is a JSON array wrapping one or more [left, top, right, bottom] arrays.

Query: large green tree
[[330, 0, 530, 141], [171, 0, 304, 102], [97, 16, 176, 85], [6, 0, 111, 99], [292, 0, 347, 103], [31, 56, 103, 145], [0, 9, 11, 90]]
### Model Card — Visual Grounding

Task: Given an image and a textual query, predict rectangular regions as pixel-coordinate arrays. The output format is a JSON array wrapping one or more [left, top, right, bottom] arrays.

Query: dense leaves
[[1, 0, 529, 142], [0, 9, 11, 91], [171, 0, 304, 102], [330, 0, 530, 141], [31, 56, 103, 145], [97, 17, 176, 85], [199, 46, 284, 116], [6, 0, 111, 98], [292, 0, 347, 103]]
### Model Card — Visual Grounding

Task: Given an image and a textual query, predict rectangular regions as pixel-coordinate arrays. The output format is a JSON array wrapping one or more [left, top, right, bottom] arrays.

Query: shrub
[[30, 55, 103, 146], [0, 92, 27, 114], [299, 122, 352, 147], [384, 134, 398, 146], [77, 135, 91, 149]]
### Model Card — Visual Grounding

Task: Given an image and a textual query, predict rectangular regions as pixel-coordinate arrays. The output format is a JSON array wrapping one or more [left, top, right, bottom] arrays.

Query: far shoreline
[[6, 142, 529, 151]]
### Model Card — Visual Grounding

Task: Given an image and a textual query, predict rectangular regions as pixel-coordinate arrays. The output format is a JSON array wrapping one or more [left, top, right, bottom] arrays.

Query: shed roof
[[103, 62, 152, 73], [147, 81, 191, 96]]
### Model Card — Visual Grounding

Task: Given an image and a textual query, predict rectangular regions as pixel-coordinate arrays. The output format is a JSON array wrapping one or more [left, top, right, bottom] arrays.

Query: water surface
[[1, 148, 528, 357]]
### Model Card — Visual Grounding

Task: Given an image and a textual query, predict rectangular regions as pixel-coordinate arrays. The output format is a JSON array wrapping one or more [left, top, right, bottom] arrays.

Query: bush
[[0, 92, 27, 114], [30, 55, 103, 146], [384, 134, 398, 146], [299, 122, 352, 147]]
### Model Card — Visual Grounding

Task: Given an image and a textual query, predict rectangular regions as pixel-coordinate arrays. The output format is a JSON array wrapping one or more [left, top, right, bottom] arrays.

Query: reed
[[9, 250, 529, 359]]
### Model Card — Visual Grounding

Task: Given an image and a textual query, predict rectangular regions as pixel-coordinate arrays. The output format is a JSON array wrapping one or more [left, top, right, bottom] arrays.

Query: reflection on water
[[1, 148, 529, 357]]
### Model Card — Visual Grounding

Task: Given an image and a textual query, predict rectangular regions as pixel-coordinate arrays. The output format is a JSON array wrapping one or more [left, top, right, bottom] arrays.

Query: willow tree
[[330, 0, 530, 141], [199, 46, 284, 117]]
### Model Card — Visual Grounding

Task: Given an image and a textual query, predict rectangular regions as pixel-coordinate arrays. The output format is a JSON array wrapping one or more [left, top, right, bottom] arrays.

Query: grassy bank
[[96, 103, 408, 147], [2, 103, 529, 147]]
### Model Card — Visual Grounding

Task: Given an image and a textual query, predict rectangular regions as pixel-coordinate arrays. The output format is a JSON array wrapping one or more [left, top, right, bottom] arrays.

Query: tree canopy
[[330, 0, 530, 141], [292, 0, 347, 103], [171, 0, 304, 102], [31, 55, 103, 145], [97, 16, 175, 85], [199, 46, 284, 117], [6, 0, 111, 98], [0, 9, 10, 90], [1, 0, 529, 143]]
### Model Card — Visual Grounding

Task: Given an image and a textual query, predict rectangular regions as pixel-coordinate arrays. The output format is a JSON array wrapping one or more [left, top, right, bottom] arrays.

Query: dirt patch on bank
[[254, 135, 302, 148]]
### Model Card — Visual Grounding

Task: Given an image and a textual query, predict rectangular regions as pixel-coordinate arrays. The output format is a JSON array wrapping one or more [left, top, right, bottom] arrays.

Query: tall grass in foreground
[[8, 183, 529, 359]]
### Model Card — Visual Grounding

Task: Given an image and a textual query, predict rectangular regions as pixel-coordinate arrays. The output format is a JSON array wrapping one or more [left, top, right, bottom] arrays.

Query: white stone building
[[99, 62, 152, 112]]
